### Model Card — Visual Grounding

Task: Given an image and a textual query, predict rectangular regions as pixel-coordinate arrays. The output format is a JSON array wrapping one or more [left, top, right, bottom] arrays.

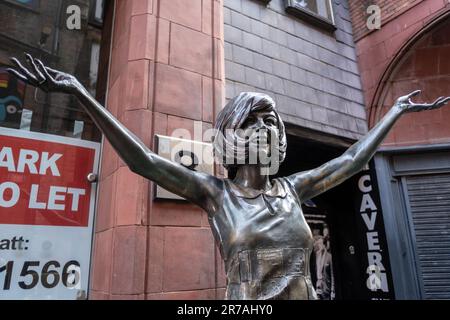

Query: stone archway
[[369, 12, 450, 147]]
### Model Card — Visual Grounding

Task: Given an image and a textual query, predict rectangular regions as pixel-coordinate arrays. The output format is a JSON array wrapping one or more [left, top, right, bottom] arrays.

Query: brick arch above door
[[351, 0, 450, 127], [370, 13, 450, 147]]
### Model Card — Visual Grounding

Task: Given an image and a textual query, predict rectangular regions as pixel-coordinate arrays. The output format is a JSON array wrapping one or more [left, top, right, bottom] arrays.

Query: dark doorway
[[276, 133, 369, 299]]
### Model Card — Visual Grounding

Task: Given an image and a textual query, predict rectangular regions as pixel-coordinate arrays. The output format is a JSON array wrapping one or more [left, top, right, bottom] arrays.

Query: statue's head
[[213, 92, 287, 174]]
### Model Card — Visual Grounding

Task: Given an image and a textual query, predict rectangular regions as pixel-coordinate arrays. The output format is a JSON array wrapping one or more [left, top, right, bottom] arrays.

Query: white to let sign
[[0, 128, 100, 299]]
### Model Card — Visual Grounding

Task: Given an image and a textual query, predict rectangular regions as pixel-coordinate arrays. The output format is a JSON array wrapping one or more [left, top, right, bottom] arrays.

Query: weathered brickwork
[[349, 0, 421, 40]]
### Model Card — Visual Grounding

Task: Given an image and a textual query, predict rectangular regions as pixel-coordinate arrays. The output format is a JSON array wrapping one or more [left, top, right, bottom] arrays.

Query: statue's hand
[[395, 90, 450, 113], [7, 54, 81, 94]]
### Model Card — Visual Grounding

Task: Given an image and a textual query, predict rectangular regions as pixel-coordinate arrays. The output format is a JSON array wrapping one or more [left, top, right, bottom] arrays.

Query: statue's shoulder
[[276, 176, 303, 204]]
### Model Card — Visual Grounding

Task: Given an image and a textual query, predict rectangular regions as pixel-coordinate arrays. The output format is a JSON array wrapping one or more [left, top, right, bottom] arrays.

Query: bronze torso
[[209, 177, 317, 300]]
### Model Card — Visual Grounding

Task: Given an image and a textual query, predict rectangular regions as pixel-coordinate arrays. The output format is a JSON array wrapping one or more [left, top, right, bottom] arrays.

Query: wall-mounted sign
[[0, 127, 100, 299], [352, 161, 395, 300], [155, 135, 214, 200]]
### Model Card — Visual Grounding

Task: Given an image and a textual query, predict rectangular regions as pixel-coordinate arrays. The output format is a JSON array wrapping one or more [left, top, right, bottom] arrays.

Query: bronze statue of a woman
[[7, 55, 450, 300]]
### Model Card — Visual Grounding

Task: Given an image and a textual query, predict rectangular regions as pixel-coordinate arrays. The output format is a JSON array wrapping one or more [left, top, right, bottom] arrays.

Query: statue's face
[[213, 95, 286, 174], [236, 109, 279, 165]]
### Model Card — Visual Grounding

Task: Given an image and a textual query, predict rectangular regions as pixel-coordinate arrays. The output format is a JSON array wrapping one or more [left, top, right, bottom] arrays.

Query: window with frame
[[89, 0, 105, 26], [0, 0, 113, 142], [285, 0, 336, 31], [4, 0, 40, 10]]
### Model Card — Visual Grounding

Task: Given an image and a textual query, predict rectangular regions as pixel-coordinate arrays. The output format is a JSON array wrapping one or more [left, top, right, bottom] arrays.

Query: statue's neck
[[233, 165, 271, 191]]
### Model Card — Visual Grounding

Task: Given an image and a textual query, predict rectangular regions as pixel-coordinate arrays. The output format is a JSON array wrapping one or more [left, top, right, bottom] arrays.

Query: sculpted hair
[[213, 92, 287, 169]]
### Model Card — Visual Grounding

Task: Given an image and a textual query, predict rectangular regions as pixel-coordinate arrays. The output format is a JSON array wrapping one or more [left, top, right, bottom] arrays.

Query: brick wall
[[349, 0, 421, 41], [224, 0, 367, 141]]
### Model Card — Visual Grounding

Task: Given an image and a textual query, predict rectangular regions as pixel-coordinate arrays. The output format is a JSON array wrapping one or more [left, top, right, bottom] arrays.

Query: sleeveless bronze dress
[[209, 177, 318, 300]]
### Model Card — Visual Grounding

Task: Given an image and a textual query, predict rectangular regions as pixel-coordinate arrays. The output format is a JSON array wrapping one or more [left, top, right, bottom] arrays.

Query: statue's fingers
[[45, 66, 59, 75], [25, 53, 45, 82], [434, 96, 445, 104], [427, 97, 445, 108], [433, 97, 450, 109], [31, 59, 46, 81], [6, 68, 30, 83], [420, 97, 449, 110], [36, 59, 55, 83], [10, 57, 38, 82], [406, 90, 421, 100]]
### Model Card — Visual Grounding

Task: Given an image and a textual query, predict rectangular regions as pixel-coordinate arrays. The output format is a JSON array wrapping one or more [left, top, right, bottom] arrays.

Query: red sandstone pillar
[[89, 0, 225, 300]]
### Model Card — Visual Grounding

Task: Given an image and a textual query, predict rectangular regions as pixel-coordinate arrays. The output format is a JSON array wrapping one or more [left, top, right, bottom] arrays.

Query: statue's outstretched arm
[[288, 90, 450, 202], [7, 54, 222, 211]]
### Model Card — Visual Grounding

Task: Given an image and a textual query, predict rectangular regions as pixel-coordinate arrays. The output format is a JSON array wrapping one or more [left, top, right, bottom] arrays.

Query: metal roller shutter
[[406, 173, 450, 299]]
